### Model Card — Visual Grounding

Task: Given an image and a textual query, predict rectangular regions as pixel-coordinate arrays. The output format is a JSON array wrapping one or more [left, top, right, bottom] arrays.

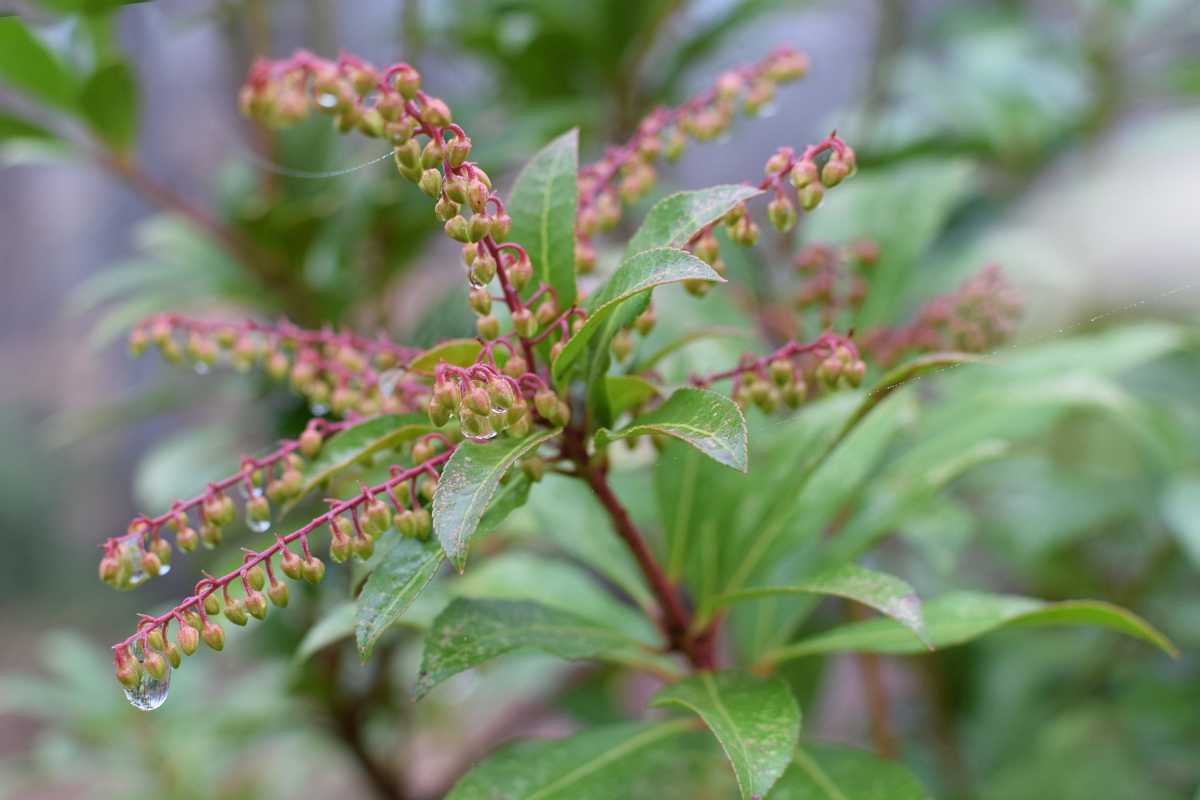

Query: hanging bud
[[146, 628, 166, 652], [353, 533, 375, 560], [816, 356, 843, 387], [202, 621, 225, 651], [575, 239, 597, 274], [476, 314, 500, 340], [503, 355, 528, 379], [421, 97, 452, 128], [466, 180, 490, 214], [448, 135, 472, 167], [534, 389, 559, 422], [769, 358, 795, 387], [767, 196, 797, 232], [512, 308, 537, 339], [634, 307, 656, 336], [844, 359, 866, 388], [468, 213, 492, 243], [790, 160, 818, 189], [245, 591, 268, 620], [224, 596, 249, 626], [799, 182, 825, 211], [467, 286, 493, 316], [435, 196, 459, 222], [470, 249, 497, 285], [394, 138, 420, 169], [204, 593, 221, 616], [820, 155, 849, 187], [664, 128, 686, 161], [550, 340, 566, 362], [507, 252, 533, 291], [365, 498, 391, 537], [302, 555, 326, 584], [395, 509, 417, 538], [182, 608, 203, 631], [764, 148, 792, 175], [144, 650, 169, 681], [140, 551, 162, 577], [299, 428, 323, 459], [413, 508, 432, 540], [490, 212, 512, 242], [392, 65, 420, 98], [611, 330, 634, 362], [444, 215, 470, 242], [245, 564, 266, 591], [164, 642, 183, 669], [99, 554, 120, 584], [693, 232, 720, 265], [247, 496, 271, 527], [268, 579, 289, 608], [177, 624, 199, 656], [419, 168, 443, 198], [731, 215, 759, 247], [280, 547, 303, 580]]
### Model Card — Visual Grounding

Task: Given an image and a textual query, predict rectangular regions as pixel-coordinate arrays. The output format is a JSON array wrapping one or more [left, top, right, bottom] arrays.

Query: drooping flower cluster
[[111, 439, 454, 706], [130, 314, 425, 416], [862, 265, 1022, 366], [574, 47, 811, 273], [693, 332, 866, 413], [429, 359, 569, 441], [789, 240, 880, 333]]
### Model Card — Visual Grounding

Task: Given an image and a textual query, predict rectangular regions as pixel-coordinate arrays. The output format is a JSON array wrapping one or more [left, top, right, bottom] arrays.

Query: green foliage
[[595, 387, 748, 471], [509, 128, 579, 306]]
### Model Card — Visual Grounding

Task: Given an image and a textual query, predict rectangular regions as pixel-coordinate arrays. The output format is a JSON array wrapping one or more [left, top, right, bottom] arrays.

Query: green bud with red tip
[[302, 555, 326, 584], [421, 139, 446, 169], [476, 314, 500, 340], [245, 564, 266, 591], [268, 579, 289, 608], [163, 641, 182, 669], [353, 533, 375, 560], [202, 621, 225, 651], [245, 590, 268, 620], [280, 547, 303, 580], [177, 624, 199, 656], [224, 596, 249, 626], [299, 427, 323, 459]]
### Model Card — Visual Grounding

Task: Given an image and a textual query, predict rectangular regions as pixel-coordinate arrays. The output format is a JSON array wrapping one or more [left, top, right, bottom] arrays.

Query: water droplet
[[754, 101, 779, 119], [310, 402, 330, 416], [467, 430, 498, 442], [192, 362, 210, 375], [467, 274, 487, 289], [317, 93, 338, 109], [123, 641, 170, 711], [249, 518, 271, 534], [156, 563, 171, 577]]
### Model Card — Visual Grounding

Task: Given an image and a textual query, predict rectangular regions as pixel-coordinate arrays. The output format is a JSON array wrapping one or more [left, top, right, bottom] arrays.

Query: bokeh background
[[1, 1, 1199, 798]]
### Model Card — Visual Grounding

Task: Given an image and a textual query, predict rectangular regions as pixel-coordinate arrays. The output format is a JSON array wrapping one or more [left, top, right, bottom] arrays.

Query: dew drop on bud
[[123, 640, 170, 711], [317, 93, 338, 109], [249, 517, 271, 534]]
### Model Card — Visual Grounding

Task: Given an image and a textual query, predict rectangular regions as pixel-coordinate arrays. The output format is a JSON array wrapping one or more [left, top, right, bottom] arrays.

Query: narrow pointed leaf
[[292, 414, 433, 504], [356, 537, 444, 659], [446, 720, 722, 799], [596, 387, 748, 471], [651, 670, 800, 800], [625, 184, 763, 258], [414, 598, 680, 698], [774, 742, 932, 800], [764, 591, 1177, 665], [0, 19, 77, 110], [508, 128, 578, 307], [552, 248, 722, 386], [433, 428, 559, 570], [606, 374, 662, 417], [79, 60, 139, 152], [716, 564, 930, 649]]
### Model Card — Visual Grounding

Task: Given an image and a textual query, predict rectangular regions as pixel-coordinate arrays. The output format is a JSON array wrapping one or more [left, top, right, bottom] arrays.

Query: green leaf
[[1161, 476, 1200, 569], [355, 537, 444, 660], [553, 248, 722, 386], [452, 552, 659, 644], [764, 591, 1178, 664], [414, 598, 679, 698], [0, 19, 77, 111], [774, 742, 932, 800], [295, 602, 356, 663], [79, 60, 138, 151], [651, 671, 800, 800], [433, 429, 560, 570], [716, 564, 930, 649], [606, 374, 662, 417], [597, 387, 748, 471], [446, 720, 721, 799], [293, 414, 433, 504], [0, 111, 57, 143], [508, 128, 579, 307], [625, 184, 763, 258], [407, 338, 483, 372]]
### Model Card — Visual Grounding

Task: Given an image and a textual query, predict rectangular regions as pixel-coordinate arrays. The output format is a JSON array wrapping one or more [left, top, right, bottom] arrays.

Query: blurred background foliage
[[0, 0, 1198, 798]]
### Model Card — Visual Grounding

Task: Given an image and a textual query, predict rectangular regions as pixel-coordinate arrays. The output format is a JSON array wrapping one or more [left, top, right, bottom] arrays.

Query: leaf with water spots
[[771, 742, 932, 799], [625, 184, 763, 258], [763, 591, 1177, 665], [508, 128, 578, 307], [433, 429, 559, 571], [356, 537, 444, 660], [446, 719, 729, 799], [714, 564, 930, 650], [651, 670, 800, 800], [414, 598, 679, 699], [596, 387, 748, 471]]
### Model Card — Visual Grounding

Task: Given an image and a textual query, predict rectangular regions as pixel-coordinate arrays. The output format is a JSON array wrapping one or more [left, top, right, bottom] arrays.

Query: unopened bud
[[224, 596, 249, 626], [299, 428, 323, 459], [268, 580, 289, 608], [445, 215, 470, 242], [164, 641, 182, 669], [204, 593, 221, 616], [611, 330, 634, 362], [146, 628, 165, 652], [768, 197, 797, 232], [419, 168, 443, 198], [476, 314, 500, 340], [353, 533, 375, 560], [245, 564, 266, 591], [507, 252, 533, 290], [448, 135, 472, 167], [177, 624, 199, 656], [820, 156, 849, 188], [799, 182, 825, 211], [468, 213, 491, 243], [421, 97, 452, 128], [512, 308, 537, 338], [280, 547, 303, 580], [245, 590, 268, 620], [141, 551, 162, 578], [144, 650, 169, 681], [202, 621, 225, 651], [302, 555, 326, 584]]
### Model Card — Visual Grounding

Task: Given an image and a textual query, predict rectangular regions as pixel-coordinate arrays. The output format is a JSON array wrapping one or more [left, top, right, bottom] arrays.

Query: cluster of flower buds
[[676, 133, 856, 298], [790, 240, 880, 331], [99, 418, 345, 590], [240, 52, 550, 362], [862, 265, 1022, 366], [429, 359, 569, 441], [130, 315, 427, 418], [575, 47, 811, 275], [111, 444, 456, 694], [694, 332, 866, 413]]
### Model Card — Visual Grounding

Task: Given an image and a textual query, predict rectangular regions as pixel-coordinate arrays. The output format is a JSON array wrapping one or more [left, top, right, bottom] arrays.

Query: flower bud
[[268, 579, 289, 608], [550, 340, 566, 362], [182, 608, 203, 631], [144, 650, 169, 681], [421, 97, 452, 128], [280, 547, 303, 580], [395, 509, 417, 538], [392, 65, 420, 99], [421, 138, 446, 169], [799, 182, 824, 211], [202, 621, 225, 651], [507, 252, 533, 291], [247, 496, 271, 527], [521, 455, 546, 482], [299, 428, 323, 459], [446, 175, 469, 204], [435, 195, 459, 222], [512, 308, 537, 339], [634, 307, 656, 336], [357, 108, 385, 138], [534, 389, 558, 421], [147, 628, 166, 652], [767, 197, 797, 232], [467, 180, 490, 214], [468, 286, 493, 315], [769, 358, 795, 387], [470, 250, 497, 286], [468, 214, 492, 243], [764, 148, 791, 175], [490, 212, 512, 242], [329, 535, 351, 563], [448, 135, 472, 167], [99, 555, 120, 584], [141, 551, 162, 577], [244, 564, 266, 591], [693, 233, 720, 265], [820, 156, 849, 188], [817, 356, 842, 386], [664, 128, 686, 161], [419, 168, 443, 198], [611, 330, 634, 362], [444, 215, 470, 242], [394, 138, 420, 169], [731, 215, 759, 247], [177, 624, 199, 656], [476, 314, 500, 340], [164, 642, 182, 669], [365, 498, 391, 537], [353, 533, 375, 560], [204, 592, 222, 616], [245, 590, 268, 620], [575, 239, 597, 274], [413, 507, 432, 540], [302, 555, 326, 584], [224, 596, 249, 626], [789, 160, 818, 189], [845, 359, 866, 388]]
